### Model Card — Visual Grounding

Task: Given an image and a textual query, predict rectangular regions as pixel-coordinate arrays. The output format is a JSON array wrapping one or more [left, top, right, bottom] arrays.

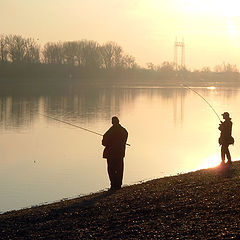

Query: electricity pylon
[[174, 38, 185, 69]]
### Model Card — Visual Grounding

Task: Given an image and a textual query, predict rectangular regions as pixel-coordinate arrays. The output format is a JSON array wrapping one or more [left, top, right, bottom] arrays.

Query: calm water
[[0, 84, 240, 212]]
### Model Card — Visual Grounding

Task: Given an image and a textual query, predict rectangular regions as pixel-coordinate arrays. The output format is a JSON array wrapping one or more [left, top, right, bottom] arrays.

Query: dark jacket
[[102, 124, 128, 159], [218, 119, 234, 145]]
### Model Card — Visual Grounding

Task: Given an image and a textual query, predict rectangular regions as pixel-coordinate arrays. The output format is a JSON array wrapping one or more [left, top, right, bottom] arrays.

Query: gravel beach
[[1, 161, 240, 239]]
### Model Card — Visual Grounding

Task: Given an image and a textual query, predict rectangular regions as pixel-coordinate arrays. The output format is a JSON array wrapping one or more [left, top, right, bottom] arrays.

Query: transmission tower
[[174, 39, 185, 69]]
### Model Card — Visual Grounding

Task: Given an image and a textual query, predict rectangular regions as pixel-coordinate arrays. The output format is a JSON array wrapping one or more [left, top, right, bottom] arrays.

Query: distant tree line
[[42, 41, 136, 70], [0, 34, 137, 81], [0, 34, 239, 83], [145, 61, 240, 83], [0, 34, 136, 68]]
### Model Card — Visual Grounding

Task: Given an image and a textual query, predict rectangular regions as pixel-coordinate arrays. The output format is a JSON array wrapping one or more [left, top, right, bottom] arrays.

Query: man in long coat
[[102, 116, 128, 190]]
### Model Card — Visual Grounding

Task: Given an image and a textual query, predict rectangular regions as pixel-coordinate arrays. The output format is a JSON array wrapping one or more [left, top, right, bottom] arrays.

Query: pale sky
[[1, 0, 240, 69]]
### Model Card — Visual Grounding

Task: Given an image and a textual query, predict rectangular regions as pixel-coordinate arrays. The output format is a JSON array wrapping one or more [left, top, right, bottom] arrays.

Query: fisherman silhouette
[[218, 112, 234, 164], [102, 116, 128, 190]]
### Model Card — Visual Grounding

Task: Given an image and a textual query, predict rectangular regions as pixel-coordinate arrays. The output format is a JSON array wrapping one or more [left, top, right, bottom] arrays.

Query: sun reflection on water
[[207, 86, 216, 90], [195, 154, 221, 171]]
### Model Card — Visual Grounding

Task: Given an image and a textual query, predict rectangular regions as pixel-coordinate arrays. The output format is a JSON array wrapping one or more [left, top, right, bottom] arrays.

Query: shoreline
[[1, 161, 240, 239]]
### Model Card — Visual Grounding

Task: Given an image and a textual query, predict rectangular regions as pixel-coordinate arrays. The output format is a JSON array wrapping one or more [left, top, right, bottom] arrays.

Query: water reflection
[[0, 96, 39, 131], [0, 86, 193, 129], [0, 85, 239, 131]]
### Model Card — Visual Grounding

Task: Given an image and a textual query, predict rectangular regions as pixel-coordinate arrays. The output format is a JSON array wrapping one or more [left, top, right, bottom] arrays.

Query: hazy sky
[[1, 0, 240, 69]]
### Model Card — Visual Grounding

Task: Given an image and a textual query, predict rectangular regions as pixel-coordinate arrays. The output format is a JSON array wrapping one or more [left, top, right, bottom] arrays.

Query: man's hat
[[222, 112, 230, 118]]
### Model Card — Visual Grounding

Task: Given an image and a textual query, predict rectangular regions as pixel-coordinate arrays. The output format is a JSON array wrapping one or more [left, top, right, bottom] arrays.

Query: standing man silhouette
[[218, 112, 234, 164], [102, 116, 128, 190]]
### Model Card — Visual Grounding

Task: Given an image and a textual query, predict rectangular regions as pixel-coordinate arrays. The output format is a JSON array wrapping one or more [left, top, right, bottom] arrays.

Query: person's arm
[[124, 130, 128, 143], [218, 122, 223, 131], [102, 129, 111, 146]]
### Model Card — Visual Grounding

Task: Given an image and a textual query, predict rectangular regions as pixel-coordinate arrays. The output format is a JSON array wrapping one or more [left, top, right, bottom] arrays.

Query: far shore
[[0, 78, 239, 93]]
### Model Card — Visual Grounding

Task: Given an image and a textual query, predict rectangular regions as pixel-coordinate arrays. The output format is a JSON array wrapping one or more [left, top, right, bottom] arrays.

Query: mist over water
[[0, 83, 240, 212]]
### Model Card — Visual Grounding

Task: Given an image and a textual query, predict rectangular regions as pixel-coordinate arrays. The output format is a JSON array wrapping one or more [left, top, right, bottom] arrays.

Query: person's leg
[[221, 145, 226, 163], [107, 158, 115, 189], [115, 158, 124, 189], [108, 158, 124, 190], [225, 145, 232, 164]]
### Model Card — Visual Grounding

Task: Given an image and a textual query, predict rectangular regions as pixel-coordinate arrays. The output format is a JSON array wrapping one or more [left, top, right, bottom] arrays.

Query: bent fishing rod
[[40, 114, 131, 146], [180, 83, 221, 122]]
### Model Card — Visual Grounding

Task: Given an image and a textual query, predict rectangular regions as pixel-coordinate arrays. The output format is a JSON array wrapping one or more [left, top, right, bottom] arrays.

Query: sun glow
[[179, 0, 240, 18], [196, 154, 221, 170], [178, 0, 240, 46]]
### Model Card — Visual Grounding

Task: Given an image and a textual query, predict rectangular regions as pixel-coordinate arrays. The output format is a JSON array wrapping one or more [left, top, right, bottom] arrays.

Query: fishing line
[[180, 83, 221, 122], [40, 113, 130, 146]]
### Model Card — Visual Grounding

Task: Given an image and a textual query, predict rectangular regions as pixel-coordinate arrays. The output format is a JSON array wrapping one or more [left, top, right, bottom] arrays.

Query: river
[[0, 83, 239, 212]]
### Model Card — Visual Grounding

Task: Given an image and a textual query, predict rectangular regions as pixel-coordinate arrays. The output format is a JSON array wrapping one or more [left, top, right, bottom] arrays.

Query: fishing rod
[[40, 113, 131, 146], [180, 83, 221, 122]]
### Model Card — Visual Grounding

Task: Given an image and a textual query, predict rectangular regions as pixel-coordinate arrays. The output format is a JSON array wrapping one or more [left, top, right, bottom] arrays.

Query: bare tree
[[214, 63, 239, 73], [160, 61, 175, 72], [42, 42, 64, 64], [113, 44, 123, 68], [24, 38, 40, 63], [80, 40, 102, 69], [6, 35, 40, 63], [100, 42, 116, 69], [100, 42, 128, 69], [146, 62, 156, 71], [62, 41, 79, 65], [201, 66, 211, 72], [0, 35, 8, 63], [74, 41, 84, 66], [122, 54, 136, 69], [6, 35, 26, 63]]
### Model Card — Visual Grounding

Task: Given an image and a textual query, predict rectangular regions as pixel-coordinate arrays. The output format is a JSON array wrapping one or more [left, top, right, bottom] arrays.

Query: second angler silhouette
[[218, 112, 234, 164], [102, 116, 128, 190], [181, 84, 235, 165]]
